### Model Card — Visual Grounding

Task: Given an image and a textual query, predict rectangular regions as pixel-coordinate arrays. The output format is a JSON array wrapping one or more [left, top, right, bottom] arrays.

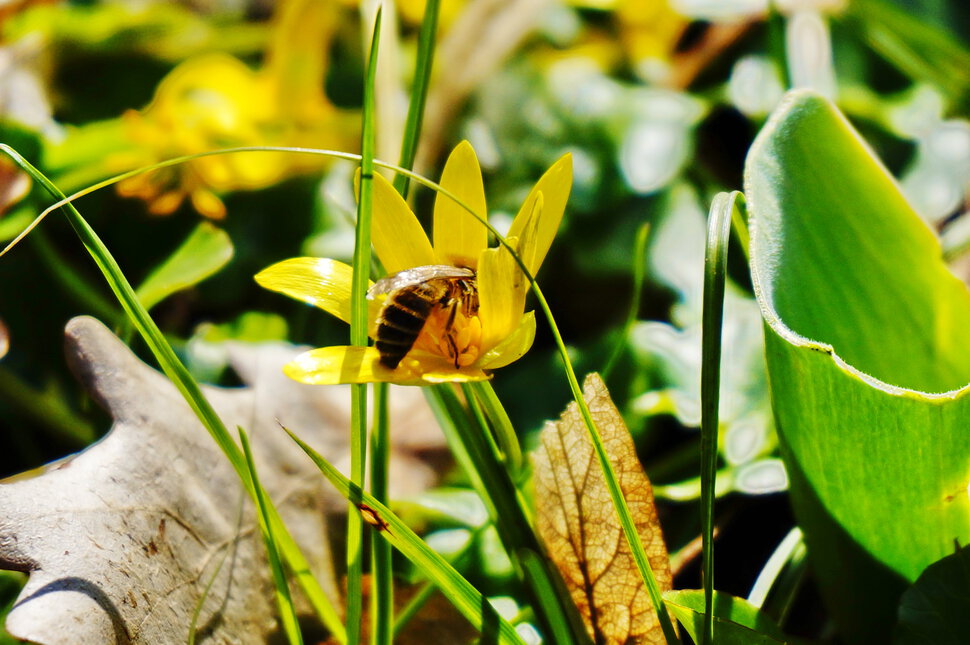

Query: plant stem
[[348, 10, 382, 645], [370, 382, 392, 645], [602, 221, 650, 380], [699, 191, 740, 645]]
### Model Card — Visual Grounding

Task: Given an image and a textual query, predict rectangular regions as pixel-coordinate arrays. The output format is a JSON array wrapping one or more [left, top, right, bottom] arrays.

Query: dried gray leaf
[[0, 316, 444, 644]]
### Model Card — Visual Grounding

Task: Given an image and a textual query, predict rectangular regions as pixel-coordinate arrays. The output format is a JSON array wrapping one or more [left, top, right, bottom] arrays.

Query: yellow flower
[[113, 0, 356, 219], [255, 141, 572, 385]]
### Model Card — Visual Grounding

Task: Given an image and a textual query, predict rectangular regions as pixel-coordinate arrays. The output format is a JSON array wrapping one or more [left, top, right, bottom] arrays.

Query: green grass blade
[[370, 382, 392, 645], [0, 145, 347, 645], [281, 424, 527, 645], [700, 191, 740, 645], [348, 10, 382, 645], [747, 527, 806, 626], [393, 0, 440, 198], [239, 428, 304, 645], [465, 381, 523, 477], [602, 221, 650, 379]]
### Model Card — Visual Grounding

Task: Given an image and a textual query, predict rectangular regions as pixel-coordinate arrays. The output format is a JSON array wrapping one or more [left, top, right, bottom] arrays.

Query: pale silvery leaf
[[0, 317, 444, 644]]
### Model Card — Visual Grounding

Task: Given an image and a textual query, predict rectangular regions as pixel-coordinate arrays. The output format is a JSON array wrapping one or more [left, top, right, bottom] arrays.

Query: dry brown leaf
[[0, 316, 445, 644], [533, 373, 673, 645]]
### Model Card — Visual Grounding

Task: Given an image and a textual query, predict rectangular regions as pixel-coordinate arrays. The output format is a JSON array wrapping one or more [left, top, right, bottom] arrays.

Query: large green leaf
[[745, 90, 970, 643]]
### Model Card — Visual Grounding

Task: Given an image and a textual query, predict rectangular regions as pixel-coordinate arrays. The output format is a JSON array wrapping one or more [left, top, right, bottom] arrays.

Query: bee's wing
[[368, 265, 474, 297]]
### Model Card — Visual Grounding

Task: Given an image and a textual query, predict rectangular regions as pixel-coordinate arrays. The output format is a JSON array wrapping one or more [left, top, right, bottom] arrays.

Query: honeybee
[[368, 265, 479, 369]]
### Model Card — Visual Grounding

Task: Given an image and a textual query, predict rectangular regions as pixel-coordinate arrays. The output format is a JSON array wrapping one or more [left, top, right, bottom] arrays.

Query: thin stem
[[530, 284, 682, 645], [699, 192, 739, 645], [393, 0, 440, 199], [348, 10, 382, 645], [240, 428, 304, 645], [468, 380, 523, 478], [602, 221, 650, 379], [371, 2, 442, 637], [370, 382, 393, 645]]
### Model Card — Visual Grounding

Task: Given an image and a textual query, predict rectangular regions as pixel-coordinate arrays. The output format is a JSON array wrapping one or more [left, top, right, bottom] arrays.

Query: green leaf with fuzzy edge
[[745, 90, 970, 643]]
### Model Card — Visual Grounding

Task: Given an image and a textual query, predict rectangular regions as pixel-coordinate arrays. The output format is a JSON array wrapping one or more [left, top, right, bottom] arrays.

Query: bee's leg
[[442, 299, 461, 367], [444, 298, 459, 331], [447, 334, 461, 367]]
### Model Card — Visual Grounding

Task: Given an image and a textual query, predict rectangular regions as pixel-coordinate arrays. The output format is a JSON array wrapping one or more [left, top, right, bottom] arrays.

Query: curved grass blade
[[700, 191, 742, 644], [748, 528, 807, 626], [281, 424, 526, 645]]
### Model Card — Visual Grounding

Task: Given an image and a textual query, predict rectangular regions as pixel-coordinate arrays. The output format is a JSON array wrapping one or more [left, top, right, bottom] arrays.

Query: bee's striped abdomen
[[375, 283, 435, 368]]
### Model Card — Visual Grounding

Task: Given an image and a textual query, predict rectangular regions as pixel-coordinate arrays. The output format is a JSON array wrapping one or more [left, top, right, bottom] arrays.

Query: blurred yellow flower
[[255, 141, 572, 384], [114, 0, 356, 219], [564, 0, 689, 82]]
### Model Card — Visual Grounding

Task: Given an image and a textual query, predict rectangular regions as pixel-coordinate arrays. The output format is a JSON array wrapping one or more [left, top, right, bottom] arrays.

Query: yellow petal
[[513, 192, 543, 281], [478, 311, 536, 369], [284, 345, 489, 385], [371, 172, 437, 273], [285, 345, 402, 384], [507, 153, 572, 276], [477, 240, 528, 352], [255, 257, 372, 324], [419, 369, 491, 383], [403, 350, 491, 383], [433, 141, 488, 269]]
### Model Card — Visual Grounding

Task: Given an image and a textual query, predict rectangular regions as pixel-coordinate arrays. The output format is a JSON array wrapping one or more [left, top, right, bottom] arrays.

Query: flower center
[[413, 306, 483, 368]]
